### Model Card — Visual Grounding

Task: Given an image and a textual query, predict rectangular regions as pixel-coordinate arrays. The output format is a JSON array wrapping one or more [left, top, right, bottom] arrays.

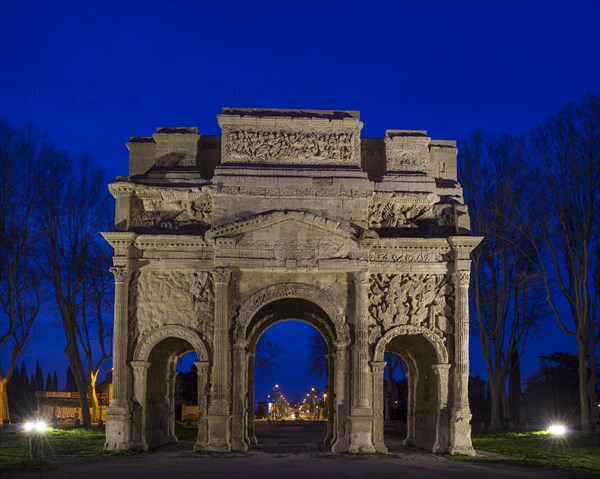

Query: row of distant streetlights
[[267, 384, 328, 420]]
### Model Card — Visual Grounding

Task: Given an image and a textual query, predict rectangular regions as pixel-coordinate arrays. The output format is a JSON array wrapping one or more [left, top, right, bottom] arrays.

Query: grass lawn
[[471, 430, 600, 475], [0, 426, 122, 473]]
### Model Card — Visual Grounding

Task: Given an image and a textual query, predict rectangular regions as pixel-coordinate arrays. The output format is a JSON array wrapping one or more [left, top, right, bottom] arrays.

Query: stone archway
[[102, 108, 482, 456], [372, 325, 450, 453], [229, 283, 351, 453], [130, 326, 210, 451]]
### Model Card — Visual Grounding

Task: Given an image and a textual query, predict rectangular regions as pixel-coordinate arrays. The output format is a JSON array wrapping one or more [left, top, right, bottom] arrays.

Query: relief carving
[[369, 201, 431, 228], [130, 186, 212, 231], [368, 273, 454, 339], [129, 270, 214, 340], [223, 129, 356, 165]]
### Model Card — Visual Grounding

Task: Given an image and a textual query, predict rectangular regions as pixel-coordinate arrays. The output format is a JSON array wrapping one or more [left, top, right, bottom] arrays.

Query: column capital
[[355, 269, 369, 285], [431, 363, 451, 375], [110, 265, 129, 283], [452, 271, 471, 287], [212, 268, 232, 285], [369, 361, 387, 373], [130, 360, 150, 371], [334, 339, 350, 351]]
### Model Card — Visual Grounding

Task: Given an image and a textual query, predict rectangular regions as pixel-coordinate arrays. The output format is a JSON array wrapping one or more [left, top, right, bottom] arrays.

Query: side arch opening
[[373, 328, 449, 453]]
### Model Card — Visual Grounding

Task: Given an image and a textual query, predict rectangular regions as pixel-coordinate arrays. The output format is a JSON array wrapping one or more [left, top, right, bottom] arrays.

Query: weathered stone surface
[[103, 108, 481, 456]]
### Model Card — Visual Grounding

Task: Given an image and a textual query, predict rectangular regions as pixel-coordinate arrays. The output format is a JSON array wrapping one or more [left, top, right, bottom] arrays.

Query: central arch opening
[[245, 298, 337, 451]]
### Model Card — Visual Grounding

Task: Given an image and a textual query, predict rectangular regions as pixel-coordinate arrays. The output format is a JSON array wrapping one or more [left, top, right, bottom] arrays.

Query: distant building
[[35, 374, 112, 423]]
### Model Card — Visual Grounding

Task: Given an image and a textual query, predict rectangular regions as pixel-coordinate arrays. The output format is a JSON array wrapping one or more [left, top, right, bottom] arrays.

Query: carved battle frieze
[[128, 269, 214, 340], [130, 185, 212, 231], [368, 273, 454, 339], [369, 201, 432, 228], [221, 128, 359, 166], [368, 199, 458, 230]]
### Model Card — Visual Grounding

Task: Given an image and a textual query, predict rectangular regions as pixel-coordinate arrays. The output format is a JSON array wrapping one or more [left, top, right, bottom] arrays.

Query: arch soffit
[[248, 311, 335, 351], [134, 325, 209, 362], [234, 282, 349, 346], [374, 325, 449, 364]]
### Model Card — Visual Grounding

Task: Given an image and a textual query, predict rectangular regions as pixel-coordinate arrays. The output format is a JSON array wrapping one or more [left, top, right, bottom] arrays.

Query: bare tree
[[525, 93, 600, 431], [39, 152, 113, 428], [254, 337, 282, 372], [0, 120, 45, 422], [79, 236, 113, 422], [307, 330, 327, 375], [459, 131, 546, 429]]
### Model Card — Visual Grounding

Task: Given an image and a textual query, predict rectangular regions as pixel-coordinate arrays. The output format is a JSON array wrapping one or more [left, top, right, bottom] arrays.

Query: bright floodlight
[[23, 420, 47, 433], [548, 424, 566, 435]]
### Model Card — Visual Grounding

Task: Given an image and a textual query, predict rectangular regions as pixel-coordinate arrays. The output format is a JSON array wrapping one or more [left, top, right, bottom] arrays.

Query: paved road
[[7, 422, 575, 479]]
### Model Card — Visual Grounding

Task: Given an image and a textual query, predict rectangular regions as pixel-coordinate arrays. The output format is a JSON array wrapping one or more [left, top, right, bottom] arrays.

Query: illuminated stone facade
[[102, 108, 481, 455]]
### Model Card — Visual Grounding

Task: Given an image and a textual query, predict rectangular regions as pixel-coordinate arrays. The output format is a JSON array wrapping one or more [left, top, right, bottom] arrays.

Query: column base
[[104, 405, 133, 451], [206, 414, 231, 452], [348, 414, 375, 453], [373, 442, 388, 453], [449, 408, 476, 456]]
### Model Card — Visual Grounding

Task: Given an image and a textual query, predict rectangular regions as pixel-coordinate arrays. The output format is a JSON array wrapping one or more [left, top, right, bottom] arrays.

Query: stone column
[[349, 270, 375, 453], [331, 340, 350, 453], [432, 363, 451, 453], [166, 357, 179, 443], [130, 360, 150, 450], [370, 361, 387, 453], [105, 264, 133, 451], [194, 361, 210, 451], [324, 352, 335, 446], [247, 352, 257, 445], [449, 271, 475, 456], [231, 340, 249, 452], [207, 268, 232, 451], [404, 351, 418, 447]]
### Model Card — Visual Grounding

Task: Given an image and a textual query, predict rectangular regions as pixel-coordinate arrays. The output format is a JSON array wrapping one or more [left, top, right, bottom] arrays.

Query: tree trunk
[[488, 376, 502, 430], [508, 350, 521, 427], [577, 342, 590, 432], [66, 340, 93, 428], [588, 348, 599, 430], [90, 371, 99, 423], [0, 377, 9, 423]]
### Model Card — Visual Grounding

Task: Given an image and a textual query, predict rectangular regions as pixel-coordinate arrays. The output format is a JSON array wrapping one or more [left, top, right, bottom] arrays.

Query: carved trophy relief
[[130, 187, 212, 231], [368, 273, 454, 339], [129, 270, 214, 340], [223, 129, 356, 165], [387, 146, 428, 169], [368, 201, 432, 228]]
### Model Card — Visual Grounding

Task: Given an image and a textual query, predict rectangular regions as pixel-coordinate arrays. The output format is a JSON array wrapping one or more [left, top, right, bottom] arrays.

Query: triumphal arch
[[102, 108, 481, 455]]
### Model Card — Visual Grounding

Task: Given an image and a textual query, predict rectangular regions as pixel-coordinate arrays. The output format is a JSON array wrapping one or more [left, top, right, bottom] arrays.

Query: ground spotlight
[[547, 424, 567, 435], [23, 420, 47, 433]]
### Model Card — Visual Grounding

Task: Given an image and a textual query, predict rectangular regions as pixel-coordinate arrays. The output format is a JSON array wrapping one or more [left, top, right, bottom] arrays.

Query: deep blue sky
[[1, 1, 599, 402]]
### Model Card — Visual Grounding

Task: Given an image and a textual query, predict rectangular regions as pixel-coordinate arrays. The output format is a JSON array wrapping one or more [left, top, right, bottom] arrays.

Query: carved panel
[[369, 201, 431, 228], [222, 129, 358, 166], [368, 201, 457, 230], [368, 273, 454, 339], [384, 133, 430, 172], [130, 186, 212, 231], [129, 270, 214, 340]]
